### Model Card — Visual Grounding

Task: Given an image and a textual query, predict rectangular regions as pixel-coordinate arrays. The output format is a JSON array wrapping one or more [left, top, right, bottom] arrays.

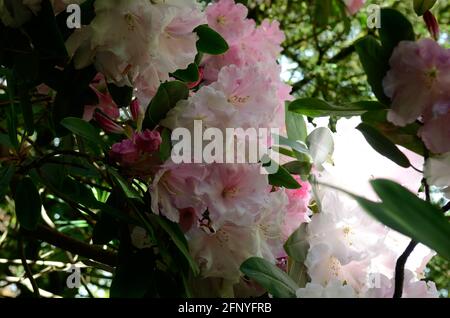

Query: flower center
[[217, 16, 227, 25]]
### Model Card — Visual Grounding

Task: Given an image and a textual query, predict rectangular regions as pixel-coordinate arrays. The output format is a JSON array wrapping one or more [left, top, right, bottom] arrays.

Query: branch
[[393, 174, 431, 298], [393, 240, 418, 298], [19, 236, 40, 298], [21, 225, 118, 267]]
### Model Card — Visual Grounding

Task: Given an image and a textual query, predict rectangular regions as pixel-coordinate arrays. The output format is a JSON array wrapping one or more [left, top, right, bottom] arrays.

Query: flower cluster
[[296, 173, 438, 298], [383, 39, 450, 154], [148, 0, 311, 292], [67, 0, 205, 107]]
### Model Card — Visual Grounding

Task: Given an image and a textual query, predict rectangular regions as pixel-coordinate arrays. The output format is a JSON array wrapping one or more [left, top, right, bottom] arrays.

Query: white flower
[[296, 280, 357, 298], [424, 152, 450, 198]]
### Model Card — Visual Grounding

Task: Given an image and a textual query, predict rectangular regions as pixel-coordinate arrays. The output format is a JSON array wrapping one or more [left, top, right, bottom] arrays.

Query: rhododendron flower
[[383, 39, 450, 153], [296, 280, 357, 298], [150, 161, 209, 223], [206, 0, 254, 46], [419, 97, 450, 154], [163, 65, 281, 132], [66, 0, 205, 102], [187, 189, 288, 282], [424, 152, 450, 197], [282, 177, 312, 240], [343, 0, 365, 15]]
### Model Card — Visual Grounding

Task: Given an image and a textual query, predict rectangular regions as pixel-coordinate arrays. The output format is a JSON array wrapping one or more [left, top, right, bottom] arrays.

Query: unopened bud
[[423, 10, 440, 41], [94, 111, 124, 134]]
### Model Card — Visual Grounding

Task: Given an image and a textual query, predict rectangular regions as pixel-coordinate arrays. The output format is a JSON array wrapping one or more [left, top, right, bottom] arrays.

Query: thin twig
[[19, 236, 41, 298]]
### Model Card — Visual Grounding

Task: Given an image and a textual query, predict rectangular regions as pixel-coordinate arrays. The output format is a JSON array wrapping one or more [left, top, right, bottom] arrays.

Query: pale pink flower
[[206, 0, 254, 46], [419, 98, 450, 153], [383, 39, 450, 128], [283, 177, 312, 240], [196, 163, 272, 227], [150, 161, 209, 223]]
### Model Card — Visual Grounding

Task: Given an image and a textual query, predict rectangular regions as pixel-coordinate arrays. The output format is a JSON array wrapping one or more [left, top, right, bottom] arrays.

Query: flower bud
[[94, 111, 124, 134], [423, 10, 440, 41], [135, 130, 162, 153]]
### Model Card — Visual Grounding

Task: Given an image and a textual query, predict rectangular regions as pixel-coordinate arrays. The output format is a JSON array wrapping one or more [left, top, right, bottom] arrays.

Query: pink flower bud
[[94, 111, 124, 134], [135, 130, 162, 153], [130, 99, 143, 123], [110, 139, 140, 165], [423, 10, 440, 41]]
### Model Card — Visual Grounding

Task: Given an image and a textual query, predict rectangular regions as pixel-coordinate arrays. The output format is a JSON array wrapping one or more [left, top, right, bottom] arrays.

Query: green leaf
[[107, 168, 142, 201], [107, 83, 133, 108], [6, 103, 18, 149], [353, 180, 450, 260], [268, 163, 301, 189], [195, 24, 229, 55], [289, 98, 387, 117], [379, 8, 415, 56], [356, 123, 411, 168], [355, 36, 390, 104], [286, 104, 307, 142], [15, 177, 42, 231], [284, 224, 309, 263], [362, 110, 424, 155], [275, 135, 310, 156], [149, 214, 199, 276], [61, 117, 106, 148], [158, 128, 172, 162], [144, 81, 189, 129], [0, 165, 15, 198], [283, 160, 312, 179], [240, 257, 298, 298], [172, 63, 199, 83], [413, 0, 437, 16]]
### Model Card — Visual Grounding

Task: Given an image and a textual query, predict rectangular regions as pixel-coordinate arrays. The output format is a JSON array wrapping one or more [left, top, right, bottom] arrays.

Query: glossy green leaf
[[107, 168, 142, 201], [61, 117, 106, 148], [353, 179, 450, 260], [240, 257, 298, 298], [356, 123, 411, 168], [414, 0, 437, 16], [145, 81, 189, 129], [379, 8, 415, 56], [286, 105, 307, 142], [362, 110, 424, 155], [355, 36, 390, 104], [172, 63, 199, 83], [284, 224, 309, 263], [15, 177, 42, 231], [268, 163, 301, 189], [195, 25, 229, 55], [149, 214, 199, 276], [289, 98, 387, 117]]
